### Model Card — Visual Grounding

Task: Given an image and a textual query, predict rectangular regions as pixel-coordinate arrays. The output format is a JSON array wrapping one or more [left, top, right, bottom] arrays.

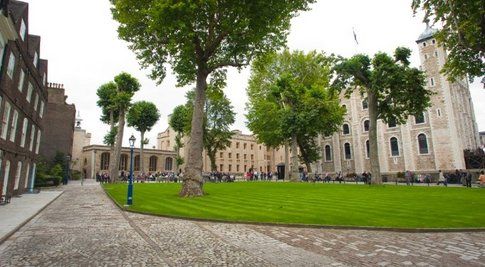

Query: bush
[[71, 170, 82, 180]]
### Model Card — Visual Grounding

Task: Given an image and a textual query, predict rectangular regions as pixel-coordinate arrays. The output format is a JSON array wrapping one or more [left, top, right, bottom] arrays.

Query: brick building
[[39, 82, 76, 162], [0, 0, 49, 202]]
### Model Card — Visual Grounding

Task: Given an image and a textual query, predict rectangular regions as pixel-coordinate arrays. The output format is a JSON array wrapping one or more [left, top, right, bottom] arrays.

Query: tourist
[[405, 170, 411, 186], [437, 170, 447, 187], [479, 171, 485, 187], [424, 173, 431, 186], [465, 171, 472, 188]]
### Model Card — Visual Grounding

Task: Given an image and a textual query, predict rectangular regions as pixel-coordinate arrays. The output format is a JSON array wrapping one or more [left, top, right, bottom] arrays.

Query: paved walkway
[[0, 180, 484, 266], [0, 189, 63, 244]]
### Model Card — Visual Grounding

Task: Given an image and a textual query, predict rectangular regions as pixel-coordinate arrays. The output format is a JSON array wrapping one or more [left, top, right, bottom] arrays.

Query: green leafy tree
[[106, 72, 141, 182], [412, 0, 484, 80], [169, 105, 191, 172], [103, 126, 118, 147], [127, 101, 160, 174], [246, 50, 344, 181], [97, 82, 119, 147], [111, 0, 316, 196], [332, 47, 431, 184]]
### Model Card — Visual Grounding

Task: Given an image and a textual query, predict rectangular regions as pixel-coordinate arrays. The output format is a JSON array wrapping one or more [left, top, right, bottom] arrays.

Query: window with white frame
[[26, 83, 33, 102], [14, 161, 22, 190], [18, 70, 25, 92], [24, 163, 30, 189], [33, 93, 39, 111], [418, 134, 429, 154], [39, 101, 45, 118], [20, 118, 28, 147], [29, 125, 35, 151], [390, 137, 400, 157], [7, 52, 15, 78], [9, 109, 18, 142], [2, 160, 10, 196], [35, 129, 41, 154], [1, 101, 12, 140], [20, 19, 26, 41], [33, 52, 38, 68]]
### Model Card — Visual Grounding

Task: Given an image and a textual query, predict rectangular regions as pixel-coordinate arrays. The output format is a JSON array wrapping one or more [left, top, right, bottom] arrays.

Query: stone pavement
[[0, 189, 63, 244], [0, 179, 484, 266]]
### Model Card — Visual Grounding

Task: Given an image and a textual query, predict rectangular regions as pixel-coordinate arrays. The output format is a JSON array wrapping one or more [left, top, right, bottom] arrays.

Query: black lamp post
[[126, 134, 136, 206], [63, 155, 71, 185]]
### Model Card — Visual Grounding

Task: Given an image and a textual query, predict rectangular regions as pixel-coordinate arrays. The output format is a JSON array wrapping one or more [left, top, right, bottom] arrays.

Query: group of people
[[95, 172, 111, 183], [244, 171, 274, 181], [207, 172, 236, 182]]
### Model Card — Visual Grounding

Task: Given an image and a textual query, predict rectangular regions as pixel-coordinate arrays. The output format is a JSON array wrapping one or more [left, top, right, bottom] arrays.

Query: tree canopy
[[412, 0, 484, 80], [127, 101, 160, 134], [332, 47, 431, 184]]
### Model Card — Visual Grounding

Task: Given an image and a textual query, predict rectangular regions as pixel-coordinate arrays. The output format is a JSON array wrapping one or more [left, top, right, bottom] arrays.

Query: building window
[[9, 110, 18, 142], [35, 130, 41, 154], [324, 145, 332, 162], [20, 19, 26, 40], [342, 104, 347, 113], [228, 153, 232, 158], [388, 118, 397, 128], [14, 161, 22, 190], [7, 52, 15, 79], [134, 155, 140, 171], [18, 70, 25, 92], [250, 144, 254, 150], [365, 140, 370, 158], [33, 94, 39, 111], [33, 52, 38, 68], [244, 165, 247, 172], [430, 77, 435, 86], [219, 152, 223, 158], [165, 157, 173, 171], [236, 165, 240, 172], [1, 102, 12, 140], [2, 160, 11, 196], [434, 51, 438, 57], [119, 154, 128, 171], [342, 123, 350, 135], [100, 153, 110, 170], [244, 154, 247, 160], [423, 42, 426, 47], [236, 153, 239, 159], [418, 134, 429, 154], [27, 83, 33, 103], [363, 120, 370, 132], [228, 164, 232, 172], [39, 101, 45, 118], [236, 142, 239, 149], [362, 98, 368, 109], [436, 109, 441, 117], [390, 137, 399, 156], [344, 143, 352, 160], [24, 163, 30, 189], [20, 118, 28, 147], [149, 156, 157, 172], [29, 125, 35, 151], [432, 39, 436, 44], [424, 54, 428, 60], [0, 38, 4, 67], [415, 112, 425, 124], [243, 143, 247, 149], [251, 154, 254, 160], [219, 164, 223, 172], [43, 73, 47, 86]]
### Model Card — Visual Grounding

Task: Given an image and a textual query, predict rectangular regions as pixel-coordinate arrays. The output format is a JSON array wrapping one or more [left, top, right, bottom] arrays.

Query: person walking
[[437, 170, 447, 187], [405, 170, 411, 186], [465, 171, 472, 188]]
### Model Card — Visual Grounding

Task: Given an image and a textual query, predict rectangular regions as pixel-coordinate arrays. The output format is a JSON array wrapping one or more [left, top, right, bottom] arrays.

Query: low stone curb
[[102, 186, 485, 234], [0, 191, 64, 245]]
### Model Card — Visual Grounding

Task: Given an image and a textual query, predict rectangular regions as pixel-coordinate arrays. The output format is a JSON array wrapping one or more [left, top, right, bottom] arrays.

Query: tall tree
[[111, 0, 316, 196], [246, 50, 344, 181], [169, 105, 190, 172], [108, 73, 141, 182], [412, 0, 484, 80], [332, 47, 431, 184], [97, 82, 119, 147], [127, 101, 160, 174]]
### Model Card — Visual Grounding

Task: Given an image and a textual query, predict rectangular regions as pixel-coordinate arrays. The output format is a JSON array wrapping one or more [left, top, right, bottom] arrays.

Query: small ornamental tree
[[332, 47, 432, 184], [127, 101, 160, 174], [111, 0, 316, 196], [97, 82, 119, 149], [169, 105, 191, 171], [412, 0, 484, 80], [246, 50, 344, 181]]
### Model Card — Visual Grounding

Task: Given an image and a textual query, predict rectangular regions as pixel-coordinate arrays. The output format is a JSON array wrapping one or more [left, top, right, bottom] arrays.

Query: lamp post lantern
[[127, 134, 136, 206]]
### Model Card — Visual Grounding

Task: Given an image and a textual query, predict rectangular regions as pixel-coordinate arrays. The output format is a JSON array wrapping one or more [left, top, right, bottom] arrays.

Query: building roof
[[8, 0, 27, 23], [416, 24, 438, 43]]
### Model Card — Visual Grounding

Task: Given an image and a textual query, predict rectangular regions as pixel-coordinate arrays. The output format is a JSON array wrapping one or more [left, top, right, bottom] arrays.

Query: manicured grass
[[103, 182, 485, 229]]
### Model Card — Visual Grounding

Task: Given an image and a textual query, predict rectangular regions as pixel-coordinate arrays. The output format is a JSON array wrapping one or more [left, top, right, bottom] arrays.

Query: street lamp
[[63, 155, 71, 185], [126, 134, 136, 206]]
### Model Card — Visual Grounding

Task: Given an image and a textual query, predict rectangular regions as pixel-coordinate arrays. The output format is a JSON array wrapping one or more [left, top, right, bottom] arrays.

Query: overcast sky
[[25, 0, 484, 148]]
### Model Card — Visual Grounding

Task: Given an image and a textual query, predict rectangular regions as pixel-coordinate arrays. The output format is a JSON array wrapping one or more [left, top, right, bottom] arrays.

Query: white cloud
[[25, 0, 484, 147]]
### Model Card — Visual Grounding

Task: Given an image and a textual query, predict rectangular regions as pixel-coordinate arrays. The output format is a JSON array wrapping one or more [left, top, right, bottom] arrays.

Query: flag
[[353, 27, 359, 45]]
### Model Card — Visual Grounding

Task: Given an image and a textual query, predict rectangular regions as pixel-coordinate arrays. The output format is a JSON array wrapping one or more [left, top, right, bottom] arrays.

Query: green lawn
[[103, 182, 485, 229]]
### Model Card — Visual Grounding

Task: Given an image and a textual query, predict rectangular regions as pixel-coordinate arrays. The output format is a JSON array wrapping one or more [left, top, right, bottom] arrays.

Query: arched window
[[342, 105, 347, 113], [342, 124, 350, 135], [390, 137, 399, 156], [388, 118, 397, 128], [149, 156, 158, 172], [418, 134, 429, 154], [415, 112, 425, 124], [165, 157, 173, 171], [344, 143, 352, 160], [119, 154, 128, 170], [100, 153, 110, 170], [362, 98, 368, 109], [363, 120, 370, 132], [365, 140, 370, 158], [134, 155, 140, 171], [324, 145, 332, 162]]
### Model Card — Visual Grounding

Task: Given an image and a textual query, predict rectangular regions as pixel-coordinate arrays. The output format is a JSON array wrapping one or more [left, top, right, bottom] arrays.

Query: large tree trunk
[[368, 90, 382, 184], [284, 143, 289, 180], [175, 133, 182, 172], [180, 69, 207, 197], [110, 110, 125, 182], [290, 133, 299, 182], [140, 131, 145, 174], [109, 111, 115, 172]]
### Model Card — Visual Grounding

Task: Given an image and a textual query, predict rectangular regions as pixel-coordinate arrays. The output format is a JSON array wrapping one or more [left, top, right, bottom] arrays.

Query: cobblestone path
[[0, 180, 484, 266]]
